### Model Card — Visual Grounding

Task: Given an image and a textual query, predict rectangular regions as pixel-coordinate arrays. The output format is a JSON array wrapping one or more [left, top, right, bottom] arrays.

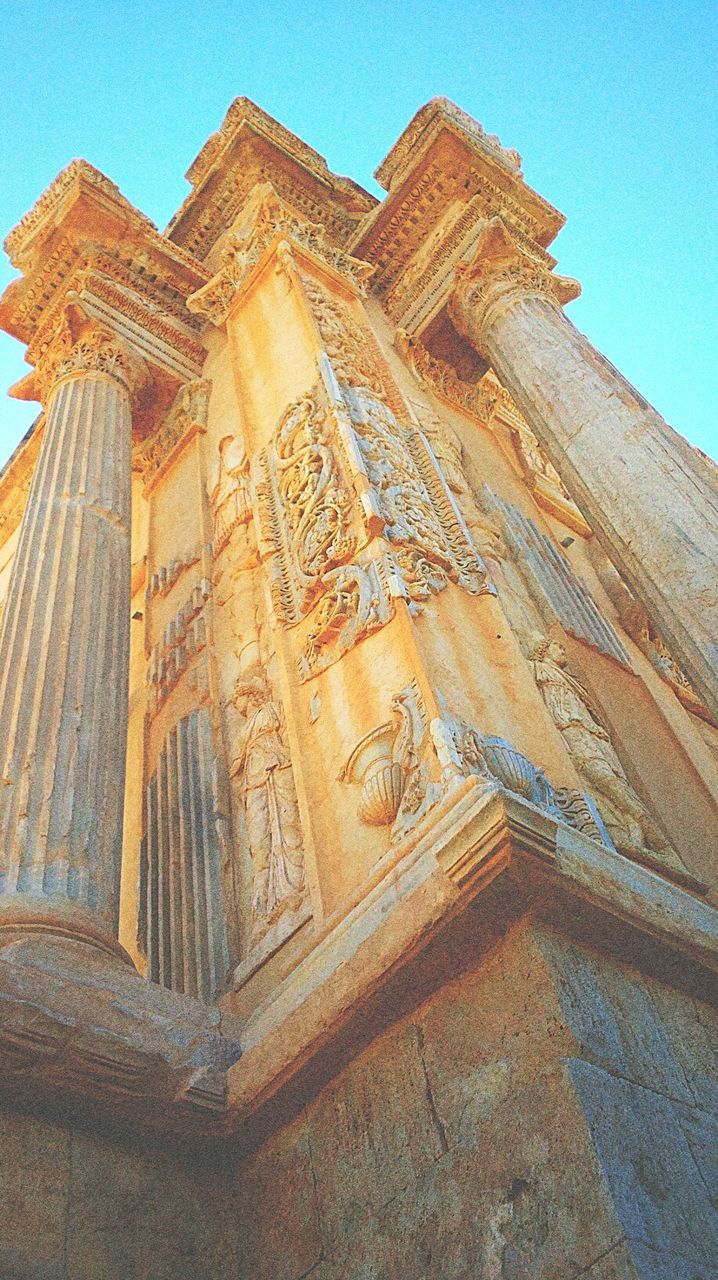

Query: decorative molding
[[133, 379, 210, 491], [450, 218, 581, 347], [29, 315, 148, 404], [396, 329, 495, 421], [187, 183, 373, 325]]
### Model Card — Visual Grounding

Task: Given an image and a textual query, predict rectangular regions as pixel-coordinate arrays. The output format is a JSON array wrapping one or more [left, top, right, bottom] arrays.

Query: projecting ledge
[[0, 781, 714, 1148], [224, 777, 718, 1155], [0, 935, 241, 1139]]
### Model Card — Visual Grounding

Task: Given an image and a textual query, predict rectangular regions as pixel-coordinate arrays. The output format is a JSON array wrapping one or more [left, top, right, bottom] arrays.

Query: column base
[[0, 897, 134, 967]]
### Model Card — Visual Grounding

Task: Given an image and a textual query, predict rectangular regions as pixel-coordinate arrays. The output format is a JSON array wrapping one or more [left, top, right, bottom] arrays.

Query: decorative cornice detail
[[187, 183, 374, 325], [133, 378, 210, 490], [376, 97, 523, 193], [450, 218, 581, 347], [27, 312, 148, 404], [395, 329, 495, 423]]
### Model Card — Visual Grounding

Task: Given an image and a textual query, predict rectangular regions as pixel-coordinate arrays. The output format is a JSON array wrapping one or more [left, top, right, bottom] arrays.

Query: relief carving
[[256, 390, 358, 623], [209, 434, 251, 552], [229, 673, 306, 940], [301, 276, 403, 414], [299, 558, 393, 680], [343, 386, 486, 601], [343, 684, 610, 850], [526, 634, 689, 877]]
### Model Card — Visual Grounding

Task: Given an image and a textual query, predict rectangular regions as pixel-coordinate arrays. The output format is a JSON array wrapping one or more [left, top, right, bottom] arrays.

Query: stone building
[[0, 97, 716, 1278]]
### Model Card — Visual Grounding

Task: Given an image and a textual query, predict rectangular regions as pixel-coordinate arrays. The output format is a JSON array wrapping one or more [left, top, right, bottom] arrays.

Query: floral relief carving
[[300, 276, 404, 414], [256, 390, 358, 624], [298, 557, 394, 680], [343, 386, 486, 602]]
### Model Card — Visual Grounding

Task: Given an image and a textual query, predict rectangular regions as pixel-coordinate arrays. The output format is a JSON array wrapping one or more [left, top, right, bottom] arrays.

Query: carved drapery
[[526, 635, 689, 880], [138, 708, 231, 999], [228, 673, 306, 941]]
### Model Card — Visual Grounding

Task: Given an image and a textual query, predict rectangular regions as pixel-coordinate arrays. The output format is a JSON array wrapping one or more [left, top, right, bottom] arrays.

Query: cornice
[[353, 98, 566, 315], [166, 97, 377, 263], [0, 161, 211, 412], [187, 182, 374, 326]]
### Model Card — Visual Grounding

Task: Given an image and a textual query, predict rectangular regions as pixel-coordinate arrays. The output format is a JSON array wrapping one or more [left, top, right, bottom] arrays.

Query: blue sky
[[1, 0, 716, 464]]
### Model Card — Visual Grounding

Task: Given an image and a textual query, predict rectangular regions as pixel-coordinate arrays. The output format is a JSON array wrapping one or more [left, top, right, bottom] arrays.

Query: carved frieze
[[395, 330, 495, 423]]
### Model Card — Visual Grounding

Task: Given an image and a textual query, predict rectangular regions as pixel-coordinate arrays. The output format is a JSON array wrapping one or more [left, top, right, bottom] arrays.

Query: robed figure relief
[[527, 635, 688, 878], [229, 673, 306, 939], [210, 434, 250, 552]]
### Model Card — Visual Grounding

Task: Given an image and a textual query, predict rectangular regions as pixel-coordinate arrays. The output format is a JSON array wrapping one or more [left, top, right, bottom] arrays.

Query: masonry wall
[[0, 926, 716, 1280], [230, 921, 718, 1280]]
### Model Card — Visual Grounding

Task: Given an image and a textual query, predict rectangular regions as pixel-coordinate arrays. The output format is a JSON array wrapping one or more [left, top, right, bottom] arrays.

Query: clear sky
[[1, 0, 716, 465]]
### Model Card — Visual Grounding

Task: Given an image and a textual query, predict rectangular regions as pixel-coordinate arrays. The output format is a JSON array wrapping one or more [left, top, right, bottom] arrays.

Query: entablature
[[165, 97, 377, 264]]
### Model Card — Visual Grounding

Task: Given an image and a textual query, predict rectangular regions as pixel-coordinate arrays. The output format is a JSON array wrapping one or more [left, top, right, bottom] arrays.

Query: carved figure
[[210, 434, 249, 550], [229, 674, 305, 936], [527, 635, 686, 873]]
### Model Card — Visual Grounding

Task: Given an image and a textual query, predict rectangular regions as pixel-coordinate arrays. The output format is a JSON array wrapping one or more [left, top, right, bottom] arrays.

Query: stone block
[[536, 926, 695, 1103], [306, 1019, 446, 1261], [65, 1129, 237, 1280], [0, 1106, 70, 1280], [569, 1058, 718, 1271]]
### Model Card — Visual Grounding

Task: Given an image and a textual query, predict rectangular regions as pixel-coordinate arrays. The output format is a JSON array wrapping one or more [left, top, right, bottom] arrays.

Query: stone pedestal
[[0, 323, 144, 958], [451, 218, 718, 723]]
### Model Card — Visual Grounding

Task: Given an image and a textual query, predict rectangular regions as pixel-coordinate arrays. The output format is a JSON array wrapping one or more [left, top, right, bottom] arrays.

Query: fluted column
[[450, 218, 718, 723], [0, 320, 145, 958]]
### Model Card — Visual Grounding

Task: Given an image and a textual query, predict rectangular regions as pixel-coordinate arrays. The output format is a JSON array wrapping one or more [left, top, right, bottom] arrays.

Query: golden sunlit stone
[[0, 96, 716, 1277]]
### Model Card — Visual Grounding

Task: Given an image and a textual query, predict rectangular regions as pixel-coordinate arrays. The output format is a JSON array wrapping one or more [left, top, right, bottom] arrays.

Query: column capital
[[16, 303, 148, 407], [449, 217, 581, 353]]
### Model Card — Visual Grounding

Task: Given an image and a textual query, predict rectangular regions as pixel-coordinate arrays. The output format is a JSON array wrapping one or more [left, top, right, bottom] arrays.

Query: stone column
[[450, 218, 718, 723], [0, 319, 145, 958]]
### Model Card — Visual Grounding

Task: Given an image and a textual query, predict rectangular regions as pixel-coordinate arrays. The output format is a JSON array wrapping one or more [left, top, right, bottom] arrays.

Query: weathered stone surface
[[63, 1128, 236, 1280], [570, 1059, 718, 1269], [232, 1113, 322, 1280], [0, 93, 716, 1280], [0, 1108, 70, 1280]]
